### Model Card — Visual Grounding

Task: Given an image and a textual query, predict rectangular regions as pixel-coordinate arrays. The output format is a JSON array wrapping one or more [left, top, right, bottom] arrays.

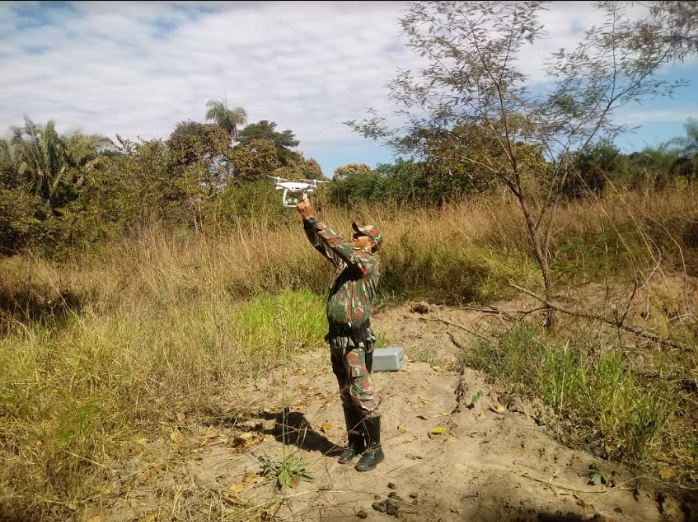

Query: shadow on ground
[[215, 407, 344, 457]]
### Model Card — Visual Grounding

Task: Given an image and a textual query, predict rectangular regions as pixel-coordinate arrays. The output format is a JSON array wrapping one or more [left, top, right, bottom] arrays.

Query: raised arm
[[314, 223, 372, 275], [303, 217, 340, 265], [298, 198, 340, 266], [297, 198, 373, 273]]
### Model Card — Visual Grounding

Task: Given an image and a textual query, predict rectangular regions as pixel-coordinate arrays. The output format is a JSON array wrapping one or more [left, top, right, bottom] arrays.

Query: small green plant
[[258, 453, 313, 490], [374, 329, 390, 348], [588, 465, 610, 486], [470, 390, 484, 407]]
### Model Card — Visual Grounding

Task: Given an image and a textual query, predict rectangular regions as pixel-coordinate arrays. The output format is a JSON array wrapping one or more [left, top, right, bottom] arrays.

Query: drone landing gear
[[282, 189, 308, 208]]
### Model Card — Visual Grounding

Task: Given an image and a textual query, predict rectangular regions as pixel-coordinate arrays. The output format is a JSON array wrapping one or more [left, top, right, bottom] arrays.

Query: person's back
[[297, 198, 384, 472]]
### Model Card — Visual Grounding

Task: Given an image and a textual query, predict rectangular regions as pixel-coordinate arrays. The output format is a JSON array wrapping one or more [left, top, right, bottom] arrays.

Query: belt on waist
[[327, 319, 371, 339]]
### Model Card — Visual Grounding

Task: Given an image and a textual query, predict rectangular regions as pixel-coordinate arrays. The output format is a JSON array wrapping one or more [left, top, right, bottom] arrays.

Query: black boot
[[338, 408, 365, 464], [355, 415, 384, 472]]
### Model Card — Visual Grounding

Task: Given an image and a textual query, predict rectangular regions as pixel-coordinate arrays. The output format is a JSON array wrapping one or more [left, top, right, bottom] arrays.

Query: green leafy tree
[[0, 139, 21, 189], [302, 157, 324, 180], [0, 187, 39, 256], [230, 139, 280, 181], [168, 121, 236, 231], [272, 153, 324, 181], [333, 163, 373, 180], [422, 119, 545, 201], [237, 120, 300, 166], [219, 178, 289, 227], [564, 141, 630, 198], [648, 1, 698, 59], [328, 168, 384, 207], [93, 138, 176, 228], [168, 121, 231, 168], [0, 139, 39, 255], [628, 143, 679, 191], [377, 159, 430, 205]]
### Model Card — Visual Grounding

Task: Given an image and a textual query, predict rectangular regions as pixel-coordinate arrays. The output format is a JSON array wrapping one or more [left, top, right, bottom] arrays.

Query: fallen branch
[[510, 283, 692, 351], [448, 332, 470, 414], [520, 472, 616, 494], [589, 475, 698, 505], [461, 305, 547, 319], [520, 471, 698, 497], [460, 305, 518, 320], [418, 316, 491, 342], [447, 332, 465, 350]]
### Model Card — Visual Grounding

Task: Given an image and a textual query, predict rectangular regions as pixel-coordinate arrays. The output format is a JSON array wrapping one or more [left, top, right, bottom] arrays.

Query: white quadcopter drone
[[269, 176, 329, 208]]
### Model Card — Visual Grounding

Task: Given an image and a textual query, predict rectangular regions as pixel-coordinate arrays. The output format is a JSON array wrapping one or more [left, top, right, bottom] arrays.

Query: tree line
[[1, 104, 696, 259], [0, 102, 323, 257], [328, 123, 698, 207]]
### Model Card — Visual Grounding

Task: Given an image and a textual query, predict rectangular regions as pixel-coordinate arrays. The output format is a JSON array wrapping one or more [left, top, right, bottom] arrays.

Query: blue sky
[[1, 1, 696, 177]]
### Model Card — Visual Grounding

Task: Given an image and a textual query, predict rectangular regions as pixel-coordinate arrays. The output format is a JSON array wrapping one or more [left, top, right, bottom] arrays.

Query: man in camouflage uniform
[[297, 198, 384, 472]]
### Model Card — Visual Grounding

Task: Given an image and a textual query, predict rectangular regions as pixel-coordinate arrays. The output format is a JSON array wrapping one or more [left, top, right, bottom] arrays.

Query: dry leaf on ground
[[659, 468, 676, 480], [490, 403, 507, 414]]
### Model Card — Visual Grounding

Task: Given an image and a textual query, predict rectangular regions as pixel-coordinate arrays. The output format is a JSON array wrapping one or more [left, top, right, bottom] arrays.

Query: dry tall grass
[[4, 187, 695, 314]]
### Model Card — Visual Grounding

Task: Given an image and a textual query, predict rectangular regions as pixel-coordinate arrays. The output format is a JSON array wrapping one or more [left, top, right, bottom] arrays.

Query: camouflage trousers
[[327, 336, 379, 415]]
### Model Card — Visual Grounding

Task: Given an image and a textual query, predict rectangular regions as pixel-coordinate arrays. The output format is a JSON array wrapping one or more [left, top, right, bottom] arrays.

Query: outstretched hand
[[297, 198, 315, 220]]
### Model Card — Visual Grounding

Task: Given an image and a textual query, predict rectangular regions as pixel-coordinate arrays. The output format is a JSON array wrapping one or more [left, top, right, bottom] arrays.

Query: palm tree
[[63, 133, 113, 186], [205, 100, 247, 142], [669, 118, 698, 183], [11, 118, 67, 206], [634, 142, 678, 191], [671, 118, 698, 155], [11, 118, 112, 209]]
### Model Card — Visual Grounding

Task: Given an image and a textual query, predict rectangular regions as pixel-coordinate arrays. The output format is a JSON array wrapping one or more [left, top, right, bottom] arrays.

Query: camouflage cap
[[352, 222, 382, 252]]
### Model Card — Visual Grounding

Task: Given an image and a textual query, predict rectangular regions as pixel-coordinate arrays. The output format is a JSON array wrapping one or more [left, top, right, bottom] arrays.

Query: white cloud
[[0, 1, 693, 174], [616, 108, 698, 126]]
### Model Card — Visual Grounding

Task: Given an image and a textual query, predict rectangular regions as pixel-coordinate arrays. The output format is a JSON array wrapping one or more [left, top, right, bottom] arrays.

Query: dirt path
[[90, 303, 697, 522]]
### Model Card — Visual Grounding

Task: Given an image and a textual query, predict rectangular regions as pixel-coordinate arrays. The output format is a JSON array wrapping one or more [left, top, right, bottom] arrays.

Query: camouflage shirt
[[304, 220, 380, 326]]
